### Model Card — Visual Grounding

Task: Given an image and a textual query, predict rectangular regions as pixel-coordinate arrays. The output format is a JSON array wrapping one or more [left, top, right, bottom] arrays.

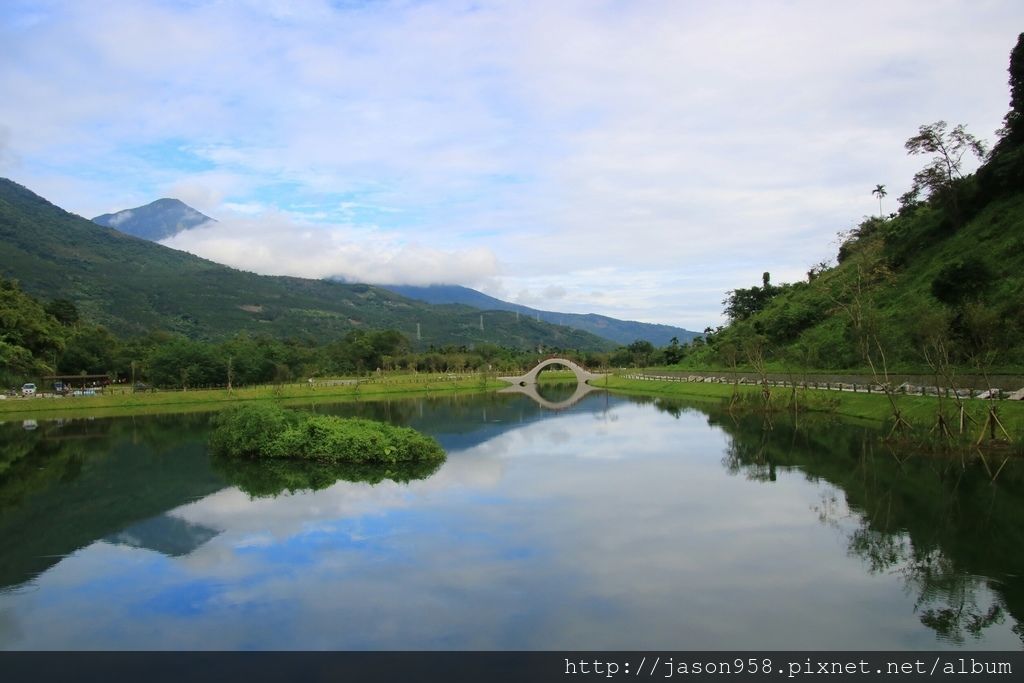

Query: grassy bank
[[633, 366, 1024, 390], [601, 375, 1024, 437], [642, 362, 1024, 377], [0, 374, 505, 421]]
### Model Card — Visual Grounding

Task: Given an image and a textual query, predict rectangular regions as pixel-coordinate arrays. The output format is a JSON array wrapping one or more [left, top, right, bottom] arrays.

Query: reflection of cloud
[[0, 401, 1020, 649], [174, 450, 505, 541]]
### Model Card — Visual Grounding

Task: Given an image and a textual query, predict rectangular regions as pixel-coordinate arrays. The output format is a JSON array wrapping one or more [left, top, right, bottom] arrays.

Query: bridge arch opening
[[533, 362, 579, 402], [498, 358, 609, 401], [496, 357, 609, 411]]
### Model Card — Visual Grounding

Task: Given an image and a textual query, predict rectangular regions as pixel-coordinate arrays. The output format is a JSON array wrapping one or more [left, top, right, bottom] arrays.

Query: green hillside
[[0, 178, 611, 352], [686, 35, 1024, 374], [380, 283, 700, 346], [689, 191, 1024, 372]]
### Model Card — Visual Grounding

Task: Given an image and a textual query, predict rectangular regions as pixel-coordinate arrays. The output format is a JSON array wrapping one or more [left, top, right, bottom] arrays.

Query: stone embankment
[[623, 373, 1024, 401]]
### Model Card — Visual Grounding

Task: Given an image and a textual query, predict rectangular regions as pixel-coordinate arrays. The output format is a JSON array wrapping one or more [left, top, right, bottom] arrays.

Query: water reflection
[[698, 405, 1024, 647], [0, 414, 225, 590], [105, 514, 220, 557], [498, 380, 606, 411], [212, 457, 444, 498], [0, 393, 1020, 649]]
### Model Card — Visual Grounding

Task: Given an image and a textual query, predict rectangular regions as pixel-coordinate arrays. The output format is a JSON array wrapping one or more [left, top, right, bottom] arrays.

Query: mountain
[[380, 284, 700, 347], [687, 184, 1024, 370], [92, 198, 214, 241], [683, 35, 1024, 372], [0, 178, 613, 351]]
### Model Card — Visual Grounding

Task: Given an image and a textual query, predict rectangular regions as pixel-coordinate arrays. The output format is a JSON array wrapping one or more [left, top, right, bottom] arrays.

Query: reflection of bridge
[[498, 358, 609, 410]]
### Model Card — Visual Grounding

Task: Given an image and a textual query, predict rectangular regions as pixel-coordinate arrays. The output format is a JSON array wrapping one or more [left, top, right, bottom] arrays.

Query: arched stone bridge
[[498, 358, 609, 410], [499, 357, 608, 387]]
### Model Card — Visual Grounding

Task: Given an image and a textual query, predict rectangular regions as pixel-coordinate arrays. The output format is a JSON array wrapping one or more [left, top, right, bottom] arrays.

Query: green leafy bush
[[209, 403, 445, 464]]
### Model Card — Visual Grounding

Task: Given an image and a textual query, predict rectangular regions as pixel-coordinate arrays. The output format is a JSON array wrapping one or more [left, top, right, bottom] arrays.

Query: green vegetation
[[0, 278, 67, 384], [0, 374, 504, 420], [208, 403, 446, 464], [602, 375, 1024, 444], [647, 35, 1024, 382], [380, 283, 700, 346], [0, 178, 611, 351], [1, 274, 617, 390]]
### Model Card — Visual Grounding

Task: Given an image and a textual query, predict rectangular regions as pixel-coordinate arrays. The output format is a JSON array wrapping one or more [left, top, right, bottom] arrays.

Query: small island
[[209, 403, 446, 464]]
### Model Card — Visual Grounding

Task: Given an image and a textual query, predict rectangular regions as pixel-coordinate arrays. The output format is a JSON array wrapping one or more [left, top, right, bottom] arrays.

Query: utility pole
[[480, 314, 484, 331], [416, 322, 421, 341]]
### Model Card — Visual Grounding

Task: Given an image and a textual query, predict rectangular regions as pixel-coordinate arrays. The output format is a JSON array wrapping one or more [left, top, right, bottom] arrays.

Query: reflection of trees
[[848, 528, 1007, 643], [0, 414, 224, 591], [0, 413, 215, 512], [721, 430, 777, 482], [212, 456, 443, 498], [300, 392, 548, 435], [534, 380, 580, 403], [907, 549, 1005, 644], [702, 405, 1024, 646]]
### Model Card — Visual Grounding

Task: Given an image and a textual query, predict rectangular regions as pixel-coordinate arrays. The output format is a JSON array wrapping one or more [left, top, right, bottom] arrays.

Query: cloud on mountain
[[2, 0, 1021, 328], [163, 212, 499, 287]]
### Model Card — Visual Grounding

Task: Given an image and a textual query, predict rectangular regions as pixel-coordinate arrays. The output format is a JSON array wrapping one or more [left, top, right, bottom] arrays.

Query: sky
[[1, 1, 1021, 331]]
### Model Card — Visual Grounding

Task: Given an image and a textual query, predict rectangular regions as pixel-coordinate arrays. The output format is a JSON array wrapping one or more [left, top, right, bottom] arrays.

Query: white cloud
[[165, 178, 229, 212], [105, 209, 133, 226], [162, 211, 500, 286], [1, 0, 1021, 328], [0, 124, 13, 171]]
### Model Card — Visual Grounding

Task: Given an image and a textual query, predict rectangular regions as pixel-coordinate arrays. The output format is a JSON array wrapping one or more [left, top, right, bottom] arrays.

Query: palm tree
[[872, 184, 887, 218]]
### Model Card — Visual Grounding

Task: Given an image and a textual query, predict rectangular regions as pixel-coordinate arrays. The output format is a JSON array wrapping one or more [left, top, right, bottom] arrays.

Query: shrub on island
[[209, 403, 445, 464]]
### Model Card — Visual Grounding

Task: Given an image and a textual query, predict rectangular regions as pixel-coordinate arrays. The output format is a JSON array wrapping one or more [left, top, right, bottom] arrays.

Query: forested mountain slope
[[688, 34, 1024, 373], [380, 283, 700, 346], [0, 179, 612, 351]]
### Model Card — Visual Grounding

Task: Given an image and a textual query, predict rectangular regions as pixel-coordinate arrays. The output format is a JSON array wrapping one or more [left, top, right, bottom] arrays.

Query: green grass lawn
[[6, 368, 1021, 448], [0, 374, 505, 421], [600, 375, 1024, 439]]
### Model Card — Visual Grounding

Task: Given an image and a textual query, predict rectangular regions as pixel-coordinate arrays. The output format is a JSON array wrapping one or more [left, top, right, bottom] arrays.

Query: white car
[[21, 383, 37, 396]]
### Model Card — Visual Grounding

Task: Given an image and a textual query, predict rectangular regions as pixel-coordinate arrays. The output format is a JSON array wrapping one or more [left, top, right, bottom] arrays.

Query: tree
[[979, 33, 1024, 196], [626, 339, 655, 367], [994, 32, 1024, 153], [0, 277, 66, 364], [930, 258, 994, 306], [872, 184, 887, 217], [904, 121, 987, 225], [662, 336, 685, 365], [723, 273, 780, 322], [58, 325, 117, 375], [45, 299, 80, 327]]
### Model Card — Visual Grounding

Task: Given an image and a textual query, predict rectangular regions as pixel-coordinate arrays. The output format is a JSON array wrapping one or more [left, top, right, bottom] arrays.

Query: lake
[[0, 389, 1021, 650]]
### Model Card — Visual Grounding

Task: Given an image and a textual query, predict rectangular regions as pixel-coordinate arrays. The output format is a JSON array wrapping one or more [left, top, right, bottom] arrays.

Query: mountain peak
[[93, 198, 214, 241]]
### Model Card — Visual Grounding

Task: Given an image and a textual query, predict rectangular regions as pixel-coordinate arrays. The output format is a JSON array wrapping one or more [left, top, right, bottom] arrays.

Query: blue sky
[[1, 0, 1021, 330]]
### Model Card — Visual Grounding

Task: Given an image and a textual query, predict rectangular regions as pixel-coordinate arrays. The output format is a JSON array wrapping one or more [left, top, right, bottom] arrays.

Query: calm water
[[0, 390, 1022, 650]]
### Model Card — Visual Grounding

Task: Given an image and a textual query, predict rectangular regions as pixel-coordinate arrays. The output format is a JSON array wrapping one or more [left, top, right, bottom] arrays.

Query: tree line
[[2, 276, 688, 390]]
